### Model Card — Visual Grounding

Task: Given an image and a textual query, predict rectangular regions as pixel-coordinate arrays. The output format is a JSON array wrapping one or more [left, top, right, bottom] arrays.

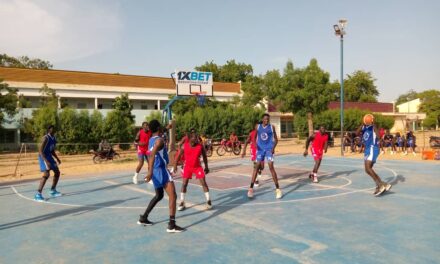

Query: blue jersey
[[42, 134, 56, 158], [257, 124, 274, 151], [362, 125, 378, 149], [148, 136, 168, 168], [148, 135, 172, 189]]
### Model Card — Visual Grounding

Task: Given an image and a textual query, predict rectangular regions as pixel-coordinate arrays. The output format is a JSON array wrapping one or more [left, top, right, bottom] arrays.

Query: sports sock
[[180, 192, 185, 202], [134, 172, 139, 177], [169, 215, 176, 226], [204, 192, 210, 201]]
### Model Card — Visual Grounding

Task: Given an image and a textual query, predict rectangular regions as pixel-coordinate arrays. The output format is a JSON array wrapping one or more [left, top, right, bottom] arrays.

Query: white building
[[0, 67, 240, 149]]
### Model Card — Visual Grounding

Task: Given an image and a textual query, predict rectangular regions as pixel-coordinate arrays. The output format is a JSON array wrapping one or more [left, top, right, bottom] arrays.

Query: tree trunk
[[307, 112, 314, 137]]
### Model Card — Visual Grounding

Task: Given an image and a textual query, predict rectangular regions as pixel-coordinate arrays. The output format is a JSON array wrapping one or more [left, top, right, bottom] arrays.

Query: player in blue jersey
[[137, 119, 184, 233], [247, 113, 282, 199], [34, 125, 62, 202], [356, 119, 392, 196]]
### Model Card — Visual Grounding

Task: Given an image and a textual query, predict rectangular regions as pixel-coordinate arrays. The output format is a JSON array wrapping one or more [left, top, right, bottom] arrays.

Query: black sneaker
[[167, 224, 185, 233], [137, 215, 153, 226], [206, 200, 212, 210]]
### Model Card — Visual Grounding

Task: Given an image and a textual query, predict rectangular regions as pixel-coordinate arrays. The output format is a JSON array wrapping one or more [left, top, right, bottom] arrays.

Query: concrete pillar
[[95, 98, 98, 109], [57, 97, 61, 109], [157, 100, 161, 110]]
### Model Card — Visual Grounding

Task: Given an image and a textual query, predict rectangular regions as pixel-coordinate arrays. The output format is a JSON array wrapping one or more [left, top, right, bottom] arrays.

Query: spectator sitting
[[343, 132, 353, 152]]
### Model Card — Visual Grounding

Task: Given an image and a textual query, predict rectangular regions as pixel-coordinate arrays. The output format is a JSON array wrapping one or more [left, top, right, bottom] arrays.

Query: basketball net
[[191, 92, 207, 106]]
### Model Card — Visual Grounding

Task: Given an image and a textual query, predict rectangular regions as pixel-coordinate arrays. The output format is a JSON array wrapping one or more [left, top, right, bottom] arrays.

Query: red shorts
[[250, 146, 257, 161], [311, 147, 323, 161], [182, 166, 205, 179]]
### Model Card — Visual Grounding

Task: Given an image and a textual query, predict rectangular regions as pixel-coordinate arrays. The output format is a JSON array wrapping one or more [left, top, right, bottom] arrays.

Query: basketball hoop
[[191, 92, 207, 106]]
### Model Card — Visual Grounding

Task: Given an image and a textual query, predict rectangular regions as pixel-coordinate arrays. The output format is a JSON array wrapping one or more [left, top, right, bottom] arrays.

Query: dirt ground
[[1, 135, 438, 184]]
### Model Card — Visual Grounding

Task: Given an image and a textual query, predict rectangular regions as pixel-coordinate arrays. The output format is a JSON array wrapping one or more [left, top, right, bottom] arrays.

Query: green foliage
[[0, 54, 53, 69], [195, 60, 253, 82], [395, 89, 440, 128], [103, 110, 134, 150], [175, 104, 263, 139], [112, 93, 134, 123], [343, 70, 379, 102], [24, 105, 58, 141], [241, 75, 265, 108], [89, 110, 105, 144], [395, 89, 419, 106], [294, 109, 395, 135], [146, 111, 163, 122], [0, 80, 18, 127], [418, 89, 440, 128]]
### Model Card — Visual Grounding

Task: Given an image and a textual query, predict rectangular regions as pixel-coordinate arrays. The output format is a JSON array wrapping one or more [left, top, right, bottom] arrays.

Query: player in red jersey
[[303, 125, 329, 183], [133, 122, 152, 184], [173, 130, 211, 211], [241, 122, 264, 186]]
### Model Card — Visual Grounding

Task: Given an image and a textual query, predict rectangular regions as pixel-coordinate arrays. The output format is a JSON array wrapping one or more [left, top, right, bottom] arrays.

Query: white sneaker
[[403, 151, 408, 156], [132, 175, 138, 185], [275, 189, 283, 199], [390, 151, 394, 155], [380, 151, 385, 155], [177, 201, 185, 211], [412, 152, 417, 156], [247, 188, 254, 198], [313, 176, 318, 183]]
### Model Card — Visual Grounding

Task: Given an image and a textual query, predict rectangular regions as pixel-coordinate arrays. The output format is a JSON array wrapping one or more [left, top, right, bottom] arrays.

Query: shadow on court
[[0, 198, 136, 231]]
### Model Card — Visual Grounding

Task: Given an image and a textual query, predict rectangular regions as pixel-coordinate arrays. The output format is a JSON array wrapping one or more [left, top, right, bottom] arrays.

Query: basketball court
[[1, 154, 439, 263]]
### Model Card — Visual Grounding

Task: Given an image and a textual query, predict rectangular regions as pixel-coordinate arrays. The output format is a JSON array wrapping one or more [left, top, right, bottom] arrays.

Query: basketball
[[363, 114, 374, 125]]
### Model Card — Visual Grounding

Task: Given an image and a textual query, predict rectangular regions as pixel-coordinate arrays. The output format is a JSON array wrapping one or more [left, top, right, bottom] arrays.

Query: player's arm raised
[[145, 138, 164, 182]]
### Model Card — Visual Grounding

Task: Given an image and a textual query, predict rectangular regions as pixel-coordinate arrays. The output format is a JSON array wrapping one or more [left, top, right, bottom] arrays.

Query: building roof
[[0, 67, 240, 93], [328, 101, 394, 113]]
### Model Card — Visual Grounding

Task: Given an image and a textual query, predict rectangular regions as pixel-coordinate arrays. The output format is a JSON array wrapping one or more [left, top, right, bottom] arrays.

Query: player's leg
[[266, 151, 282, 199], [312, 158, 322, 183], [133, 153, 145, 184], [364, 148, 391, 196], [247, 160, 261, 198], [198, 177, 212, 209], [164, 181, 185, 233], [178, 178, 189, 211], [35, 171, 49, 201], [49, 167, 62, 197], [138, 187, 164, 226]]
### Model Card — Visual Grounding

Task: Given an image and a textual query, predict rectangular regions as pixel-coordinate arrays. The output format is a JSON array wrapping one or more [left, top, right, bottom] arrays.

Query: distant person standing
[[405, 131, 417, 156], [34, 125, 62, 202], [133, 122, 152, 184]]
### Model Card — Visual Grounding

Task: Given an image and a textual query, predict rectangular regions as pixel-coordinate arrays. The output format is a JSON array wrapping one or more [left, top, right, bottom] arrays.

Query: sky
[[1, 0, 439, 102]]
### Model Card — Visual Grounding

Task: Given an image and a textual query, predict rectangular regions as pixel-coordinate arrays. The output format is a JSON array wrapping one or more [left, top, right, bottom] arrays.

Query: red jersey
[[138, 129, 152, 151], [183, 142, 202, 168], [249, 130, 257, 149], [311, 131, 328, 151]]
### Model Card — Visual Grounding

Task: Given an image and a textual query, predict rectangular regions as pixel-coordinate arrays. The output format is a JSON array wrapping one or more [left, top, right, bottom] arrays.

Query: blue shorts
[[364, 146, 379, 163], [38, 155, 59, 172], [151, 166, 173, 189], [407, 140, 414, 148], [256, 149, 274, 162], [384, 142, 392, 147]]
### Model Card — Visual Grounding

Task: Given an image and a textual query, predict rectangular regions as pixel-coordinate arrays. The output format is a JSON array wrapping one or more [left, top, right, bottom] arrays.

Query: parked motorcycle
[[93, 150, 120, 163]]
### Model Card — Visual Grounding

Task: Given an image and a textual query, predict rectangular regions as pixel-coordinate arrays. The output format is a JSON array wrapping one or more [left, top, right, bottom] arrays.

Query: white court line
[[13, 163, 423, 209]]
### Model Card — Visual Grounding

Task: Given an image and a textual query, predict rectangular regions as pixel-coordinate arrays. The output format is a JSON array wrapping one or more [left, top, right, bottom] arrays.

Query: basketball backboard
[[174, 70, 213, 96]]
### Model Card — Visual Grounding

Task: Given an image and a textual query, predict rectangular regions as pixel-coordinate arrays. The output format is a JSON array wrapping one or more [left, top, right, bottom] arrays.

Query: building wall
[[396, 98, 421, 113]]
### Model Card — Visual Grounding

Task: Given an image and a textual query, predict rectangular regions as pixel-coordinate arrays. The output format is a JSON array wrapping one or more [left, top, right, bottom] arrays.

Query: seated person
[[98, 139, 113, 157], [343, 132, 353, 152], [228, 132, 239, 148], [394, 132, 405, 153], [382, 130, 394, 154]]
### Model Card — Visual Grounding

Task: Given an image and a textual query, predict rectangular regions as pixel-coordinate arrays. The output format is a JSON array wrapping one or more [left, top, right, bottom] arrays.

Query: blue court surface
[[1, 154, 439, 264]]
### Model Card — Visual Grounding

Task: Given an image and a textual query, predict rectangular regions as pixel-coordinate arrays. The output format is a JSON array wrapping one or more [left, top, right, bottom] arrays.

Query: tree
[[0, 54, 53, 69], [103, 110, 134, 149], [395, 89, 419, 106], [195, 60, 253, 82], [240, 75, 265, 108], [278, 59, 336, 136], [0, 80, 18, 127], [112, 93, 135, 123], [343, 70, 379, 102], [418, 89, 440, 129], [146, 111, 163, 122]]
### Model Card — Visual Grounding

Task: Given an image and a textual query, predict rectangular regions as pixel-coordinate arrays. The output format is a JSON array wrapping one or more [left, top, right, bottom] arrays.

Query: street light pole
[[334, 19, 347, 157]]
